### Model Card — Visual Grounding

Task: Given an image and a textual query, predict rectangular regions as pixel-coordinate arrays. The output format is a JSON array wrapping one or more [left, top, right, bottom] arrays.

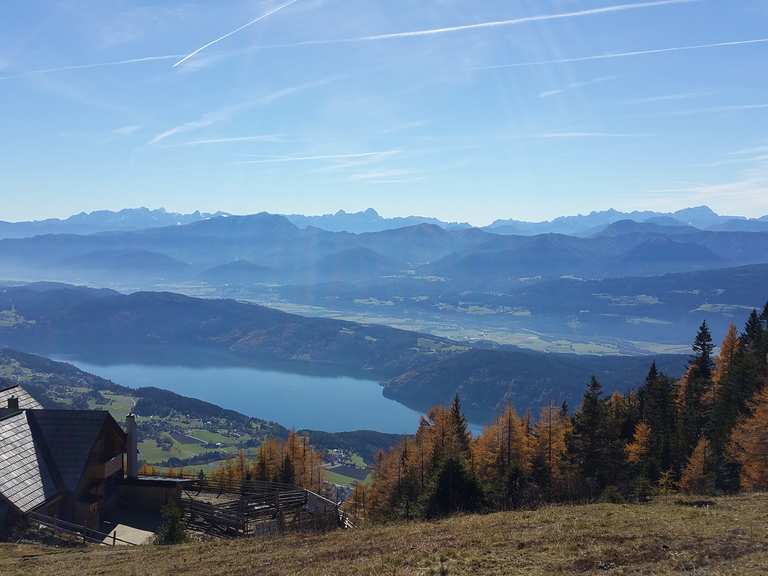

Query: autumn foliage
[[206, 432, 324, 492], [362, 304, 768, 520]]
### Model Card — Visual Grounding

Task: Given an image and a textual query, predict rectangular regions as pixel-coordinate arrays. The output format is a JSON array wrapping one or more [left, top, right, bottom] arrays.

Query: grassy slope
[[2, 494, 767, 575]]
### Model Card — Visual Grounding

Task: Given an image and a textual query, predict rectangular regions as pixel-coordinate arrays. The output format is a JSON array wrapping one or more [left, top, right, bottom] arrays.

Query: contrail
[[173, 0, 301, 68], [236, 151, 401, 164], [0, 0, 696, 80], [251, 0, 696, 48], [474, 37, 768, 70], [0, 55, 180, 81], [175, 135, 284, 147]]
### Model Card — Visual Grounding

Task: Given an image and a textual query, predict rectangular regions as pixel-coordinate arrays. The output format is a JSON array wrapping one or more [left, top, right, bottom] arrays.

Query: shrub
[[154, 500, 187, 545]]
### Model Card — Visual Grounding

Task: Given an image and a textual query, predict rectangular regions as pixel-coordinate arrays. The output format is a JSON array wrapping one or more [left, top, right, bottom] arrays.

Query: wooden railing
[[169, 475, 354, 537], [27, 512, 137, 546]]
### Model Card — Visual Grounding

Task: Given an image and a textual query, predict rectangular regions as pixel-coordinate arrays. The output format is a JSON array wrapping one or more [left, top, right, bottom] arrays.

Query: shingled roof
[[0, 411, 59, 512], [0, 385, 43, 411], [28, 410, 113, 492], [0, 386, 126, 514]]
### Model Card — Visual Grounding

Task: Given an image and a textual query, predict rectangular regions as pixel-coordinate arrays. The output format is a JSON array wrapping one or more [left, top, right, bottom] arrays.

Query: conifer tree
[[279, 451, 295, 485], [473, 405, 533, 508], [625, 421, 654, 500], [567, 377, 610, 497], [728, 387, 768, 491], [532, 404, 571, 499], [449, 394, 471, 455], [675, 323, 717, 467], [604, 392, 635, 489], [420, 455, 482, 518], [638, 363, 675, 477], [680, 437, 714, 494], [625, 422, 651, 465], [692, 320, 715, 381]]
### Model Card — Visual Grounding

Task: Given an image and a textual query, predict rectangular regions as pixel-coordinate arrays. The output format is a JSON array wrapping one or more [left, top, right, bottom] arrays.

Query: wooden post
[[112, 530, 116, 546]]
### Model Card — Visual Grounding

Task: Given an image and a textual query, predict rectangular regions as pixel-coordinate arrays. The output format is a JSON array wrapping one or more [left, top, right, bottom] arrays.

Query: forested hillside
[[0, 282, 689, 418], [352, 304, 768, 522]]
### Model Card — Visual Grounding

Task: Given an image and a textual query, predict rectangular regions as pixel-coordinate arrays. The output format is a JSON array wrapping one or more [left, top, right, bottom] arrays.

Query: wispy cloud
[[347, 169, 422, 181], [253, 0, 695, 49], [379, 121, 427, 135], [475, 37, 768, 70], [235, 150, 401, 164], [697, 154, 768, 169], [639, 156, 768, 214], [113, 125, 142, 136], [173, 0, 301, 68], [148, 78, 335, 145], [634, 103, 768, 118], [624, 92, 707, 105], [344, 169, 427, 185], [728, 144, 768, 157], [539, 76, 617, 99], [529, 132, 647, 139]]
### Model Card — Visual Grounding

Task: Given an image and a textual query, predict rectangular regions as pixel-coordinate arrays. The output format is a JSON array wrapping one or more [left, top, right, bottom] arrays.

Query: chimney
[[7, 396, 19, 411], [126, 414, 139, 479]]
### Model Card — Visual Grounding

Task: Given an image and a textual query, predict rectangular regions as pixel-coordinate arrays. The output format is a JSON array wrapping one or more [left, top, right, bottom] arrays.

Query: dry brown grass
[[2, 494, 767, 576]]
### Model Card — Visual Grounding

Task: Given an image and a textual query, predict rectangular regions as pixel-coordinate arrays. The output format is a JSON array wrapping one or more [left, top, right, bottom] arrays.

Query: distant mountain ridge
[[0, 207, 228, 239], [486, 206, 768, 236], [283, 208, 471, 233], [4, 205, 767, 239], [4, 210, 768, 287]]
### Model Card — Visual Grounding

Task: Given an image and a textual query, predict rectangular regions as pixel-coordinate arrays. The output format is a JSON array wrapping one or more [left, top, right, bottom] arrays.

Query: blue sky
[[1, 0, 767, 225]]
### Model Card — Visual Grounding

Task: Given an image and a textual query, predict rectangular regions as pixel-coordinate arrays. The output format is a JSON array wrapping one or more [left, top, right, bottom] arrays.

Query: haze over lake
[[55, 357, 423, 433]]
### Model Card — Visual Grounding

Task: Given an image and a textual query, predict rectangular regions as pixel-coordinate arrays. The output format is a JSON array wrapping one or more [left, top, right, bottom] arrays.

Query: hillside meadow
[[1, 494, 766, 576]]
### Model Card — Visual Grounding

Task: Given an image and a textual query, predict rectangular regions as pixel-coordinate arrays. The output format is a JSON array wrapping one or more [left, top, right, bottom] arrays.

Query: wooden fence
[[167, 474, 351, 538]]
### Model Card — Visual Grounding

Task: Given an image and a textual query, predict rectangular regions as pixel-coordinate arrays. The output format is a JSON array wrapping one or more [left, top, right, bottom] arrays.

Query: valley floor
[[2, 494, 767, 575]]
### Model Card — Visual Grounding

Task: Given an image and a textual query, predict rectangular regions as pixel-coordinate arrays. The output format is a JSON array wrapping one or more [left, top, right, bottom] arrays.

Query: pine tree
[[394, 439, 420, 519], [567, 376, 610, 498], [638, 363, 675, 478], [420, 455, 482, 518], [742, 310, 763, 351], [604, 392, 635, 490], [449, 394, 471, 455], [692, 320, 715, 381], [704, 324, 745, 491], [675, 323, 717, 468]]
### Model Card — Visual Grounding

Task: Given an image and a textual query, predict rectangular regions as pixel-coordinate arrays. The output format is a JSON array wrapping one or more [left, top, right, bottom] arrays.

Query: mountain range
[[2, 205, 767, 240], [0, 207, 228, 239], [2, 206, 768, 356], [3, 213, 768, 287]]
